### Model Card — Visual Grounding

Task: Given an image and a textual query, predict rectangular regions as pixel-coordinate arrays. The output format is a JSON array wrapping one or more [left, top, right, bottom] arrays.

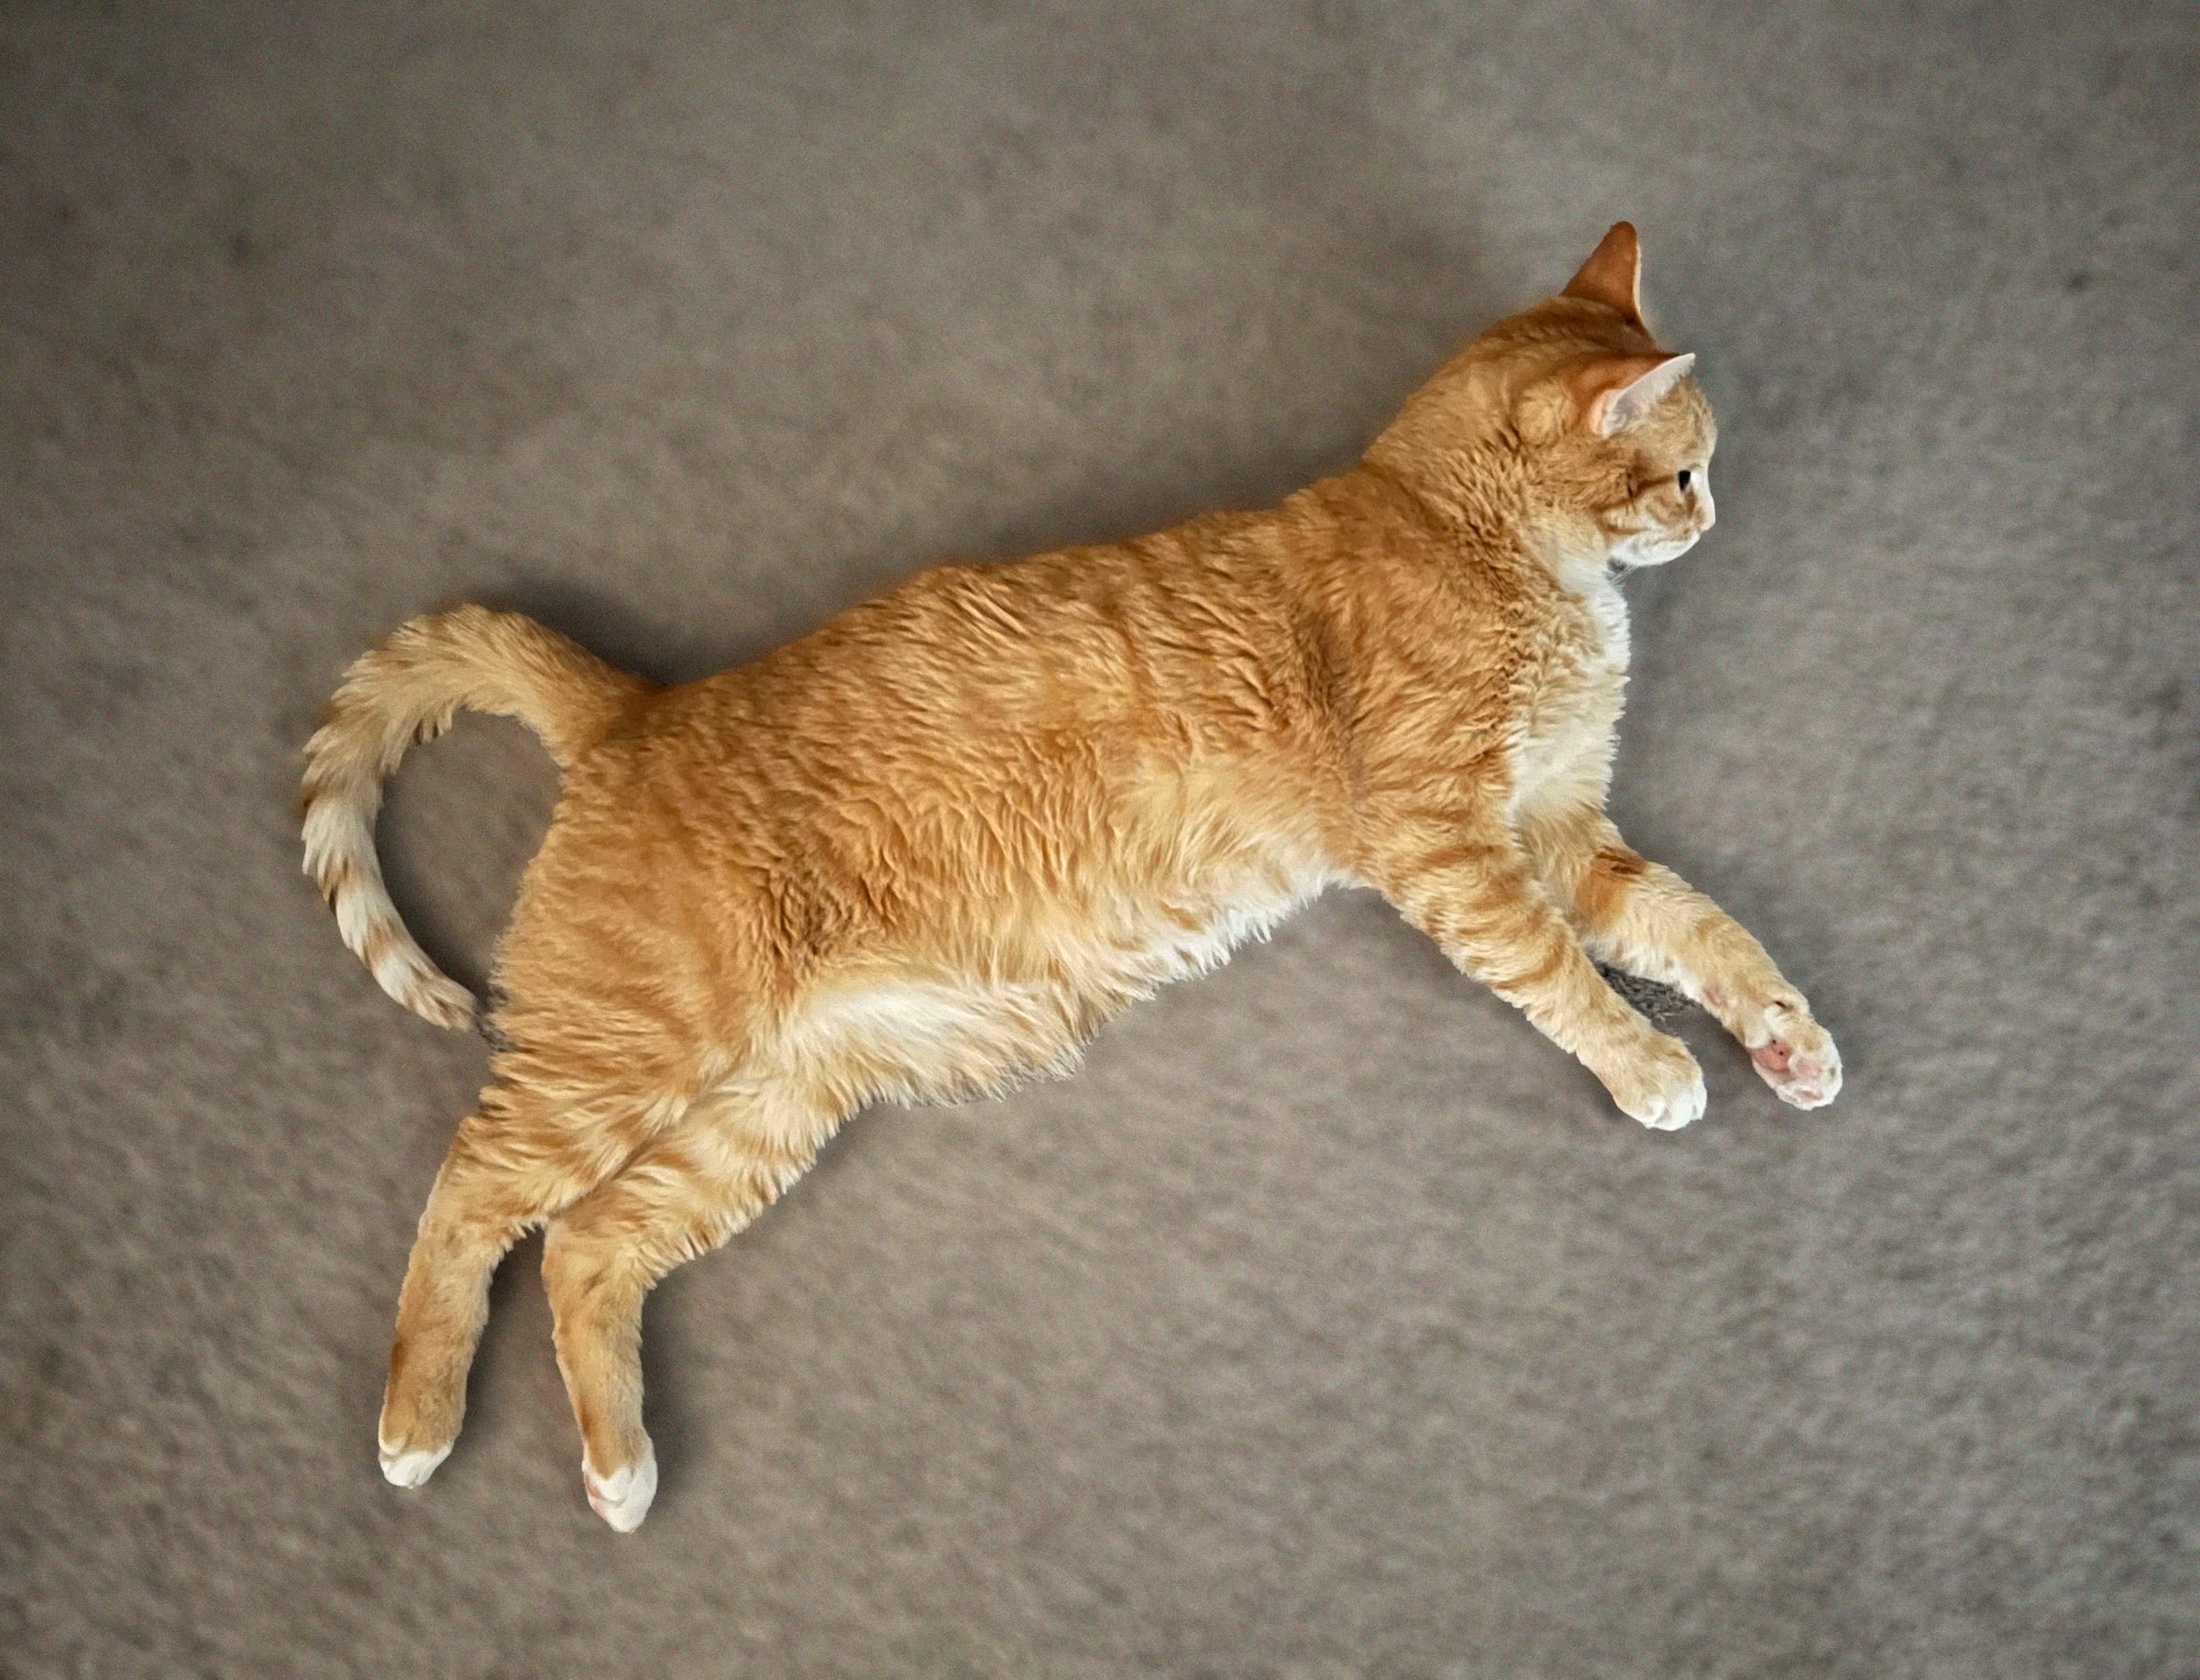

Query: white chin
[[1612, 533, 1697, 569]]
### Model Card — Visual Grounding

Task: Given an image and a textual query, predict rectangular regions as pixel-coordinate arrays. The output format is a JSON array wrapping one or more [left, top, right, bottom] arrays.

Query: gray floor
[[4, 3, 2196, 1675]]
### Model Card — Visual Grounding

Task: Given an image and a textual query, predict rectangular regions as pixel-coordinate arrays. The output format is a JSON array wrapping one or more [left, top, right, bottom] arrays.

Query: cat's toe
[[1768, 1061, 1840, 1108], [584, 1443, 658, 1533], [379, 1437, 452, 1489]]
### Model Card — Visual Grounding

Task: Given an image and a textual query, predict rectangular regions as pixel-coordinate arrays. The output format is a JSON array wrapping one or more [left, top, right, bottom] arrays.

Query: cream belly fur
[[774, 853, 1343, 1110]]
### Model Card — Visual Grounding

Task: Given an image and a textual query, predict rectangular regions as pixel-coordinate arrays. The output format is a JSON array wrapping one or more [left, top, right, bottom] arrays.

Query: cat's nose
[[1698, 487, 1716, 531]]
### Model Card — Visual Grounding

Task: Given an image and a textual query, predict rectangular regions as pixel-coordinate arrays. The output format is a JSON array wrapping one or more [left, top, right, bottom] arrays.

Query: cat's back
[[544, 517, 1341, 900], [625, 514, 1329, 788]]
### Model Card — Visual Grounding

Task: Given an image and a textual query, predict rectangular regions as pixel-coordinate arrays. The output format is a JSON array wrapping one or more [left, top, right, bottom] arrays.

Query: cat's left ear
[[1562, 222, 1645, 328], [1572, 352, 1697, 436]]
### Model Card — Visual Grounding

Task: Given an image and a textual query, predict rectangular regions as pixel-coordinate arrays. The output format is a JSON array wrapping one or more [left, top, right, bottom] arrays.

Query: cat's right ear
[[1569, 352, 1697, 436], [1562, 222, 1644, 329]]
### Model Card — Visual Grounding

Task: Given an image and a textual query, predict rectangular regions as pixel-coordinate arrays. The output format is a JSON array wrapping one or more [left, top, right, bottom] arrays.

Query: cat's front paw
[[1597, 1028, 1707, 1131], [1741, 995, 1841, 1109]]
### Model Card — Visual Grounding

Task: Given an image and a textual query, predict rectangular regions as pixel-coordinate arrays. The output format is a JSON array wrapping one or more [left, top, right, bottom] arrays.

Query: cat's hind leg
[[378, 1082, 639, 1488], [539, 1075, 843, 1532]]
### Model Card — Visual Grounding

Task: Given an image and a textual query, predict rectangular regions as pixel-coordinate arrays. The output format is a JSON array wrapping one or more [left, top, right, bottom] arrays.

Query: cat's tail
[[300, 605, 651, 1029]]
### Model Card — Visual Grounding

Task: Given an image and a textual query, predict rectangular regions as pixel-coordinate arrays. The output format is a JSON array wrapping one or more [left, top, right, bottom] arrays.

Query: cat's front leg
[[1522, 807, 1842, 1110], [1355, 811, 1707, 1129]]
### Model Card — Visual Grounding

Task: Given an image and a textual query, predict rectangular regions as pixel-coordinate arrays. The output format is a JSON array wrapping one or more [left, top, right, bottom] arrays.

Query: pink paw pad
[[1754, 1043, 1824, 1083], [1754, 1041, 1835, 1108]]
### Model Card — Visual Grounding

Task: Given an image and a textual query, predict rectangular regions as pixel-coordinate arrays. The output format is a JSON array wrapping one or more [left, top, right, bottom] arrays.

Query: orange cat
[[302, 224, 1840, 1532]]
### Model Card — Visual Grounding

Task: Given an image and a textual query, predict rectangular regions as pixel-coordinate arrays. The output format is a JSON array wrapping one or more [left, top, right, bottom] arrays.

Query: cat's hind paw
[[584, 1442, 658, 1533], [379, 1435, 452, 1489]]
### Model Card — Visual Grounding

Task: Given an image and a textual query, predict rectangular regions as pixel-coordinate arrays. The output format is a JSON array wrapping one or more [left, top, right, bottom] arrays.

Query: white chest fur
[[1512, 566, 1631, 811], [1583, 568, 1632, 668]]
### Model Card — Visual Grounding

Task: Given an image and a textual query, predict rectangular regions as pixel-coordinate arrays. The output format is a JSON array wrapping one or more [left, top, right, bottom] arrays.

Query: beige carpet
[[4, 2, 2195, 1674]]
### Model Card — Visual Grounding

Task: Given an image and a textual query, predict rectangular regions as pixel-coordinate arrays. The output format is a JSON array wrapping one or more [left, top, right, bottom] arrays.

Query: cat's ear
[[1571, 351, 1696, 436], [1562, 222, 1644, 327]]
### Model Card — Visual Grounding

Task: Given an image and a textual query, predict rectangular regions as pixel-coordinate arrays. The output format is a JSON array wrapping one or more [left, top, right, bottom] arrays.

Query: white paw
[[1748, 999, 1842, 1110], [1602, 1032, 1708, 1131], [1627, 1060, 1707, 1131], [584, 1443, 658, 1533], [379, 1437, 452, 1489]]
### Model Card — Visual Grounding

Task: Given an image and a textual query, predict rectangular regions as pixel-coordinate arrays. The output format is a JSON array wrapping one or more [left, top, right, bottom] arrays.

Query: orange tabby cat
[[302, 224, 1840, 1532]]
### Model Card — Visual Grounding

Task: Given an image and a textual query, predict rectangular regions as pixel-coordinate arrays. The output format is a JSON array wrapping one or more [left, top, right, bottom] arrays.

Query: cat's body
[[303, 225, 1840, 1532]]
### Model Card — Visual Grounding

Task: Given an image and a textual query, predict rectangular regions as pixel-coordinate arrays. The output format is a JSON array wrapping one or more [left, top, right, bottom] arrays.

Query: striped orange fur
[[302, 223, 1840, 1532]]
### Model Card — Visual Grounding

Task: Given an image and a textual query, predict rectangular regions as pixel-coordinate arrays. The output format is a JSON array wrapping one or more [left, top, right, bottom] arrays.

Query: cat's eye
[[1676, 469, 1693, 492]]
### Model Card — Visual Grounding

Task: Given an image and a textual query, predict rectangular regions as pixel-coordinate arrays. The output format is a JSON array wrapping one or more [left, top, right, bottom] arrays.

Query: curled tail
[[301, 605, 650, 1029]]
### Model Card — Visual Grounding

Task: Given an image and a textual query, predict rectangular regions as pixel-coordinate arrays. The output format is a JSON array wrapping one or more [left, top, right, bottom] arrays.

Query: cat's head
[[1373, 223, 1718, 572]]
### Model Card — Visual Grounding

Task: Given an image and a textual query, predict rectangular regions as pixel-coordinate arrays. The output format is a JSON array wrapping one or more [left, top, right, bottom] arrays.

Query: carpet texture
[[4, 3, 2196, 1675]]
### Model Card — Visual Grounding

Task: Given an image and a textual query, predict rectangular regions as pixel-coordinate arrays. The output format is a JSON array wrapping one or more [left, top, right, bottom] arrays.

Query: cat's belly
[[1099, 857, 1341, 994], [774, 856, 1340, 1106]]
